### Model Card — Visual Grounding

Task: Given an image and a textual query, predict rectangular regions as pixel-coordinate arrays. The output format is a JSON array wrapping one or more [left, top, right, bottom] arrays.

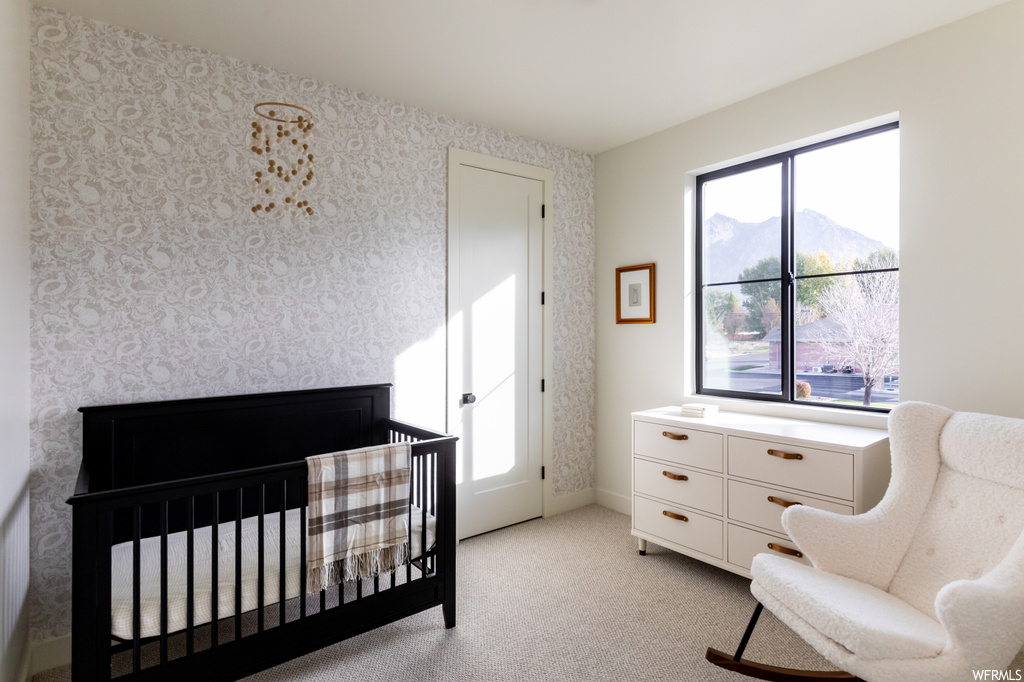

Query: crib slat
[[430, 449, 436, 574], [430, 448, 436, 516], [398, 436, 412, 586], [159, 500, 169, 665], [258, 483, 265, 633], [422, 451, 428, 575], [132, 505, 141, 673], [211, 492, 219, 649], [186, 496, 195, 656], [279, 479, 286, 627], [235, 488, 243, 642], [407, 456, 413, 584], [299, 476, 307, 619]]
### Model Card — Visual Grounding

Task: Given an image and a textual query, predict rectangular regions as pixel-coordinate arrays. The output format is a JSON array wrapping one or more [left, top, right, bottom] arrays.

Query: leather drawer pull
[[662, 431, 688, 441], [662, 471, 689, 481], [767, 448, 803, 460], [662, 510, 688, 522], [767, 495, 801, 509], [767, 543, 803, 558]]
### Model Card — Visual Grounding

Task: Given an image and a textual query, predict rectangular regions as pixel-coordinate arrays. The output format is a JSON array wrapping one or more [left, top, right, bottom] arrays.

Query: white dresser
[[631, 406, 891, 577]]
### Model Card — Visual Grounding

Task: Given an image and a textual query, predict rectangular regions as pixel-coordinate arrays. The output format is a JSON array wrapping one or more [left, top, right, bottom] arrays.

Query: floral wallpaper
[[29, 6, 595, 642]]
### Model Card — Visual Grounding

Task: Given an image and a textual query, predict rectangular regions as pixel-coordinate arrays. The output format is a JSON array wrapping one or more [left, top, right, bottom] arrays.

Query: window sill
[[681, 393, 890, 431]]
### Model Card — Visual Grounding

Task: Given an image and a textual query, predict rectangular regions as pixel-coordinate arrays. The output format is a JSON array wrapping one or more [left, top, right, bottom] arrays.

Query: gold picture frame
[[615, 263, 655, 324]]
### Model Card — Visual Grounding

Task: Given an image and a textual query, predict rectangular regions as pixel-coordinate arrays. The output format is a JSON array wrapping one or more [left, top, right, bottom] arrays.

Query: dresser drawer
[[634, 420, 723, 473], [727, 524, 811, 572], [634, 496, 723, 559], [728, 480, 853, 535], [634, 458, 723, 515], [727, 436, 853, 500]]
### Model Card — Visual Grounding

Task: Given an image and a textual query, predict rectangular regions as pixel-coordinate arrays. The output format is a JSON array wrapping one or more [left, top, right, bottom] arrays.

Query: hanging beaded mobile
[[250, 102, 315, 217]]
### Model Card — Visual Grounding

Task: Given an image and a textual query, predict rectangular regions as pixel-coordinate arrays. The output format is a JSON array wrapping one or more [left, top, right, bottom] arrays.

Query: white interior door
[[448, 149, 545, 540]]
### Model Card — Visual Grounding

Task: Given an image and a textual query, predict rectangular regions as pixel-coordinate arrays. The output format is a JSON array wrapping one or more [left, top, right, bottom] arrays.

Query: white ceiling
[[36, 0, 1010, 154]]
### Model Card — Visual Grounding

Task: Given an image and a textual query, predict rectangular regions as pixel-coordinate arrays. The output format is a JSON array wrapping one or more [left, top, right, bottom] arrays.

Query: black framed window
[[696, 122, 900, 411]]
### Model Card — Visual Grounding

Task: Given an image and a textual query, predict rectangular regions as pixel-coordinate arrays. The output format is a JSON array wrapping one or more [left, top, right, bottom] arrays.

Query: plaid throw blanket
[[305, 443, 411, 592]]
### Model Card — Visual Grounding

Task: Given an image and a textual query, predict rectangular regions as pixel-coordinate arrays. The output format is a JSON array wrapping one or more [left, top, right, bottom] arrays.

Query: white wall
[[594, 0, 1024, 509], [0, 0, 32, 680]]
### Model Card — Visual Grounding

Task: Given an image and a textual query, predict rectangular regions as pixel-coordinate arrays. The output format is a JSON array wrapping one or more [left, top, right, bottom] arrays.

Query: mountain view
[[703, 208, 890, 284]]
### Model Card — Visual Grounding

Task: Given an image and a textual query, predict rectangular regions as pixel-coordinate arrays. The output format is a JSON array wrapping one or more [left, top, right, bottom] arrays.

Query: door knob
[[461, 393, 476, 405]]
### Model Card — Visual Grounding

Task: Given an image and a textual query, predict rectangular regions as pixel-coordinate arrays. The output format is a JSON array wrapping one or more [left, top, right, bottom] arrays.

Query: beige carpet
[[35, 504, 1021, 681]]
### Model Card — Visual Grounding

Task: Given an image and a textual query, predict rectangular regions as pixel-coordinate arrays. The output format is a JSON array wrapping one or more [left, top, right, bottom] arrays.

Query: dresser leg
[[638, 538, 647, 555]]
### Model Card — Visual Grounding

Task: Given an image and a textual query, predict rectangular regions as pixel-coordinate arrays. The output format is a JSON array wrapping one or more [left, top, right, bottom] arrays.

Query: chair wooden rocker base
[[706, 603, 864, 682]]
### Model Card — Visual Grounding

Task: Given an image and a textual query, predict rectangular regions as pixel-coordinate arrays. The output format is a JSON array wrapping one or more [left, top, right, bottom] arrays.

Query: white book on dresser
[[631, 406, 891, 577]]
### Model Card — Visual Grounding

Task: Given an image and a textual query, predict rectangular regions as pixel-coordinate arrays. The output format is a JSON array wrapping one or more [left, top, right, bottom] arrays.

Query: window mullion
[[781, 156, 794, 402]]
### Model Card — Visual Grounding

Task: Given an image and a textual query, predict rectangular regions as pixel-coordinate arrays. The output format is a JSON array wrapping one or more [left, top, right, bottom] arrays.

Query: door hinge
[[541, 204, 545, 219], [541, 291, 545, 305], [541, 466, 546, 480], [541, 379, 545, 392]]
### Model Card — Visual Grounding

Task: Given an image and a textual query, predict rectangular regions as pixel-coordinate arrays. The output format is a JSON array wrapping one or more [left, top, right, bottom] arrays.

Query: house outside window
[[695, 123, 900, 411]]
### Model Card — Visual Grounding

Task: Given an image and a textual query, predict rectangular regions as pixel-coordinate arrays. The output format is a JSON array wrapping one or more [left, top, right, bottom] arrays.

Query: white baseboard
[[595, 488, 631, 516], [28, 634, 70, 678], [544, 487, 596, 517]]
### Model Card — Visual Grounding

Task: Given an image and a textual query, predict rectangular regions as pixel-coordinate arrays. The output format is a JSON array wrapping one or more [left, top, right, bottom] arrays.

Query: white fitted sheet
[[110, 507, 435, 640]]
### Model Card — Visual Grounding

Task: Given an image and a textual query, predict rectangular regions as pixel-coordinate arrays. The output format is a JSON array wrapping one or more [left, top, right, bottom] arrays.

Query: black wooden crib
[[67, 384, 457, 681]]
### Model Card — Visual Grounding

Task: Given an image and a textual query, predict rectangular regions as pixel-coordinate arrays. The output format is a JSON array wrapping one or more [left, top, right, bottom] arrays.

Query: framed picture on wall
[[615, 263, 655, 324]]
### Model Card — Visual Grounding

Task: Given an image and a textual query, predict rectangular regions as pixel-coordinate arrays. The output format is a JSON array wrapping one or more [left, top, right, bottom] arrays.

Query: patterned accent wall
[[29, 6, 595, 642]]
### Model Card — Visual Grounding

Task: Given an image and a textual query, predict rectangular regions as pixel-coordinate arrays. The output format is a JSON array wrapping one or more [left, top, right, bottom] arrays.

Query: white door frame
[[447, 147, 555, 526]]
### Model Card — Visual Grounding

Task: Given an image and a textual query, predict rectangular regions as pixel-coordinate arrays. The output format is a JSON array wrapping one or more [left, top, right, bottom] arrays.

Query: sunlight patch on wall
[[393, 323, 446, 434]]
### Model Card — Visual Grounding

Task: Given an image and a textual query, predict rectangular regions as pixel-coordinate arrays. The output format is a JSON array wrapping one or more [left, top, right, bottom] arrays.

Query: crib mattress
[[110, 507, 435, 640]]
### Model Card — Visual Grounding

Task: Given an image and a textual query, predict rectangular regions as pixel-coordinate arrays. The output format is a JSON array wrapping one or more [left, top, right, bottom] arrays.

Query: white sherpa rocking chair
[[707, 401, 1024, 682]]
